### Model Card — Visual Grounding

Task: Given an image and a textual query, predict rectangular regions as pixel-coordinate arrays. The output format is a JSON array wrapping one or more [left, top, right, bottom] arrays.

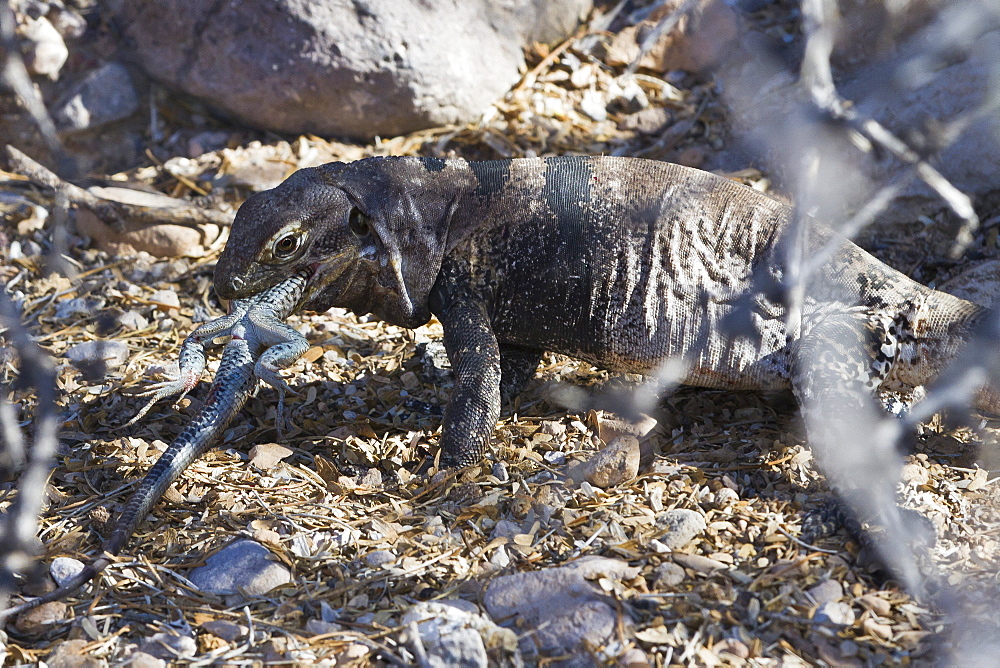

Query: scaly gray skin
[[0, 273, 309, 622], [213, 155, 992, 468]]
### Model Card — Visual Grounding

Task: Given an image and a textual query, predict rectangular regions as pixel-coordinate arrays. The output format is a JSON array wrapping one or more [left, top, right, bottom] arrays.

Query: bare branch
[[6, 146, 234, 230], [0, 288, 59, 612]]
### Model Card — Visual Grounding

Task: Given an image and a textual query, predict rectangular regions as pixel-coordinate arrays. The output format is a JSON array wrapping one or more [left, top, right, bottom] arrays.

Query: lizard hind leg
[[792, 308, 929, 588], [499, 344, 544, 406], [254, 349, 306, 437]]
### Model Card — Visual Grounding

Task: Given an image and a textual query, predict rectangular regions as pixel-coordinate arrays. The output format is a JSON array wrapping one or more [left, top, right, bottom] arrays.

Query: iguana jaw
[[300, 252, 430, 327]]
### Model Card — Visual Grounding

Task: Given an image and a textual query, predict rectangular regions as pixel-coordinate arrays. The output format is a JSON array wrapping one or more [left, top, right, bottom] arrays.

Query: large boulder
[[716, 3, 1000, 216], [106, 0, 592, 139]]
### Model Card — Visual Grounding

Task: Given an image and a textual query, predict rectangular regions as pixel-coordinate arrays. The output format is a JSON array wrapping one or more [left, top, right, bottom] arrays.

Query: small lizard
[[0, 273, 309, 622], [213, 156, 993, 468]]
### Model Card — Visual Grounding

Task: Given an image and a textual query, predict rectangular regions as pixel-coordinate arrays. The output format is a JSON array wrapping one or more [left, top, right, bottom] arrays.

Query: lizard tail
[[0, 342, 258, 624]]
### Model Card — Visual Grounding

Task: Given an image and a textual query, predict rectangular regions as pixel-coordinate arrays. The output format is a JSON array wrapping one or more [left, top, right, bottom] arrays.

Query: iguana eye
[[272, 233, 302, 258], [348, 208, 371, 237]]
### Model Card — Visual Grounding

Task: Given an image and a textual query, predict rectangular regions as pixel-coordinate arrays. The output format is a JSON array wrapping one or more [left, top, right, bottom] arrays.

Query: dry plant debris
[[1, 1, 1000, 665]]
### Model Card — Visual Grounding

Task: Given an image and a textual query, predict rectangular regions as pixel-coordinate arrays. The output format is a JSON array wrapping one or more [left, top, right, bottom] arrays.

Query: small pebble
[[50, 556, 85, 586], [807, 579, 843, 605], [538, 420, 566, 436], [128, 651, 166, 668], [814, 601, 855, 626], [595, 413, 657, 442], [543, 450, 566, 465], [55, 296, 106, 321], [579, 89, 608, 122], [671, 553, 726, 574], [189, 539, 291, 597], [582, 435, 640, 488], [490, 520, 522, 541], [619, 648, 650, 667], [320, 601, 340, 622], [252, 527, 282, 545], [652, 562, 686, 588], [45, 639, 103, 668], [65, 340, 130, 371], [201, 620, 246, 643], [901, 463, 929, 486], [656, 508, 707, 550], [21, 16, 68, 80], [714, 487, 740, 505], [119, 310, 149, 332], [139, 633, 196, 660], [50, 6, 87, 39], [857, 593, 891, 617], [305, 619, 344, 635], [618, 107, 672, 135], [148, 289, 181, 311], [14, 601, 68, 634], [491, 461, 509, 482], [358, 468, 382, 487], [402, 601, 517, 668], [364, 549, 395, 568], [53, 61, 140, 132], [248, 443, 293, 470]]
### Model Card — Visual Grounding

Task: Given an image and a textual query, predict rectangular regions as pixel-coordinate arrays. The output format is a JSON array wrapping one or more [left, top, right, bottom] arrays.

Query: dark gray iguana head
[[214, 157, 462, 328]]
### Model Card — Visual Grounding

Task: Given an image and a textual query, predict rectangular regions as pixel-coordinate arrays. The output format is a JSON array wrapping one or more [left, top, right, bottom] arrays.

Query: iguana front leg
[[437, 302, 502, 467]]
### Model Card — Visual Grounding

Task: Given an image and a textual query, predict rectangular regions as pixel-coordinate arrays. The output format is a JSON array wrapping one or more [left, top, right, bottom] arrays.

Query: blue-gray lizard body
[[0, 273, 309, 622]]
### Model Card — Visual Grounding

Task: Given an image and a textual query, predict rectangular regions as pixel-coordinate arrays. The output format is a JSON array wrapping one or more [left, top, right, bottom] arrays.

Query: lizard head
[[214, 157, 457, 328]]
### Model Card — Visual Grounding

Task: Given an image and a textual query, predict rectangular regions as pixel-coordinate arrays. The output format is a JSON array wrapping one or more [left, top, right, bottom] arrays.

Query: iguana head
[[214, 157, 458, 328]]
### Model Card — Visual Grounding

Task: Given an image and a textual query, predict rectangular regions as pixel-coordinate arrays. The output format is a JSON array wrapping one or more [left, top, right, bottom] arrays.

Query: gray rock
[[53, 62, 140, 133], [200, 620, 247, 643], [844, 27, 1000, 199], [65, 340, 130, 371], [655, 508, 707, 550], [188, 539, 291, 597], [119, 310, 149, 332], [652, 561, 686, 589], [402, 601, 520, 668], [148, 289, 180, 311], [490, 520, 522, 541], [45, 639, 106, 668], [807, 579, 843, 606], [50, 557, 85, 587], [125, 651, 165, 668], [55, 296, 107, 321], [582, 435, 640, 488], [363, 549, 395, 568], [248, 442, 293, 470], [106, 0, 592, 139], [138, 633, 196, 661], [619, 107, 672, 135], [305, 619, 344, 635], [722, 7, 1000, 212], [483, 556, 639, 661]]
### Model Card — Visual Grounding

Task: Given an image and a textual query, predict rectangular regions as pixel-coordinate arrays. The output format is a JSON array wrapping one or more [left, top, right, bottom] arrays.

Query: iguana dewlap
[[214, 156, 989, 466]]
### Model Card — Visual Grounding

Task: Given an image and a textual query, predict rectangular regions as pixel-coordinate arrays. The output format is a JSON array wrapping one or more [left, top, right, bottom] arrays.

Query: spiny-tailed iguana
[[213, 155, 993, 467]]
